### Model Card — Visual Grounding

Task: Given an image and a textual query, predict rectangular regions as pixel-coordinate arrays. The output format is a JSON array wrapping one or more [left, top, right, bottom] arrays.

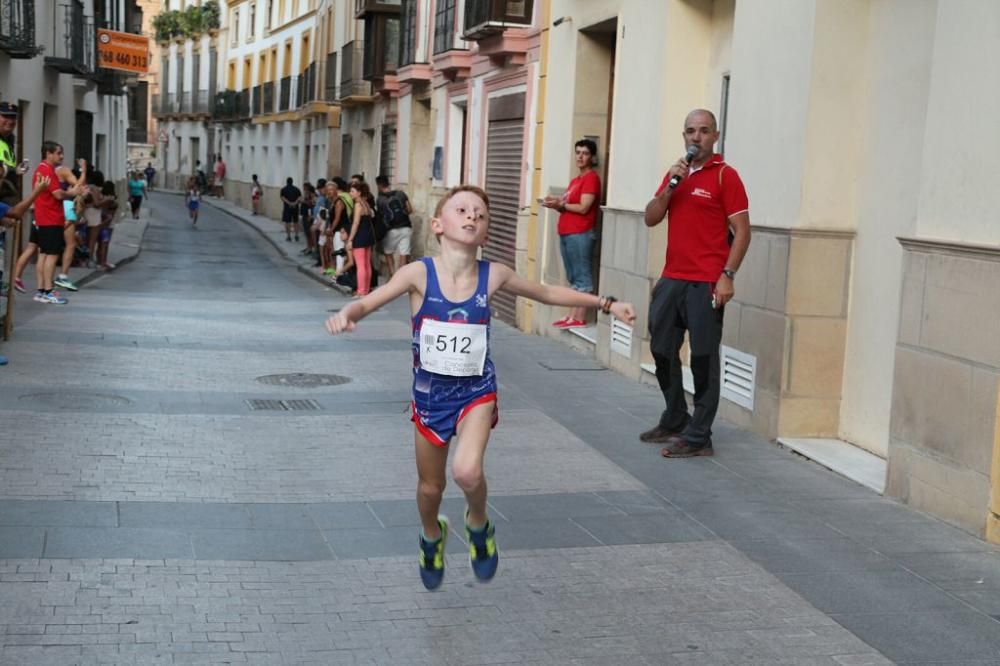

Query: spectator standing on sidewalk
[[375, 175, 413, 277], [346, 182, 375, 296], [250, 174, 262, 215], [299, 182, 316, 256], [32, 142, 84, 304], [127, 170, 146, 219], [543, 139, 602, 329], [280, 177, 302, 243], [310, 178, 327, 265], [213, 156, 226, 198], [55, 158, 88, 293], [641, 109, 751, 458], [144, 162, 156, 190]]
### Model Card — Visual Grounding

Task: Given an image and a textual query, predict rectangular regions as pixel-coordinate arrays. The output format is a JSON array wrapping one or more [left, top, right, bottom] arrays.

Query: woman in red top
[[543, 139, 602, 328]]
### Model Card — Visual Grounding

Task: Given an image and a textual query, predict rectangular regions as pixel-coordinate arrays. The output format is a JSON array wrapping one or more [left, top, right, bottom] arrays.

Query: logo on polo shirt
[[691, 187, 713, 199]]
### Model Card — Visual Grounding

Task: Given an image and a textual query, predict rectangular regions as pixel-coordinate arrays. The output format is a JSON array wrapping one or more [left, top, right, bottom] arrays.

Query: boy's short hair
[[375, 175, 389, 188], [332, 177, 349, 191], [434, 185, 489, 218], [316, 178, 327, 189]]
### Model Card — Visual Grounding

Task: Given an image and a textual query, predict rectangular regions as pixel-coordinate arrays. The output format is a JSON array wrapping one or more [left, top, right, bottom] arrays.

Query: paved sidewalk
[[0, 208, 149, 332], [1, 194, 998, 664]]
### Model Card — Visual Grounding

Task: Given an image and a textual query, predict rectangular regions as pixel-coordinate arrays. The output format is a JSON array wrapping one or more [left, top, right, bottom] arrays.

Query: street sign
[[96, 29, 149, 74], [157, 129, 168, 144]]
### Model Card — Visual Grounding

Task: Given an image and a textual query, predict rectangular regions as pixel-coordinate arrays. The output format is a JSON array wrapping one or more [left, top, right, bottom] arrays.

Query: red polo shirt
[[32, 161, 65, 228], [654, 154, 748, 282], [557, 169, 601, 236]]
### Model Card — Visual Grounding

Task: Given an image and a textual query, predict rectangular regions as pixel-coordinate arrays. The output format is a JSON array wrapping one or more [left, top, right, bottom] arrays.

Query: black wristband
[[601, 295, 617, 314]]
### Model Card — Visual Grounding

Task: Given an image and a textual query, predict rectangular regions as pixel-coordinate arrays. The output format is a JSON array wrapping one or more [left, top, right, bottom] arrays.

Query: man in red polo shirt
[[641, 109, 751, 457], [32, 141, 84, 305]]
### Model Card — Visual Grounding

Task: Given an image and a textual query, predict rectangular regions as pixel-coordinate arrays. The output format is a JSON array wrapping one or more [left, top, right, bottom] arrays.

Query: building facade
[[528, 0, 1000, 543], [0, 0, 136, 181], [127, 0, 166, 173]]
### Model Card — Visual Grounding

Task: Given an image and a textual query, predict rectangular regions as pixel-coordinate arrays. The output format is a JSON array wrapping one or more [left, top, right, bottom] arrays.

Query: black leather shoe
[[660, 437, 714, 458], [639, 425, 682, 443]]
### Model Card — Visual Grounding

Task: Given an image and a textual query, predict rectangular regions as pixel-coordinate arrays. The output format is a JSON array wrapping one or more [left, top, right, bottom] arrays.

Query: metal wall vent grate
[[245, 399, 322, 411], [720, 345, 756, 411], [611, 317, 633, 357]]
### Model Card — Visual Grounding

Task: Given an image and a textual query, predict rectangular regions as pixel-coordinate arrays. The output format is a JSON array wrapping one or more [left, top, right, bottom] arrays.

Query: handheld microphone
[[668, 144, 699, 190]]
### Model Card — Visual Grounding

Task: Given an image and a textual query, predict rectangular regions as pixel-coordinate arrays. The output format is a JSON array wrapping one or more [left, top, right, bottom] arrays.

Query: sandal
[[561, 318, 587, 328]]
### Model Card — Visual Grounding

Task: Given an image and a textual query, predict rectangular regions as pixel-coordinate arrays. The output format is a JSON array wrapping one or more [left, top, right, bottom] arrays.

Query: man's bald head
[[684, 109, 718, 132]]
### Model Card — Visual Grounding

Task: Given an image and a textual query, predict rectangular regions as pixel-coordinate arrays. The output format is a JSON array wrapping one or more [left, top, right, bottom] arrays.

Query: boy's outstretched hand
[[325, 310, 356, 335], [610, 301, 636, 325]]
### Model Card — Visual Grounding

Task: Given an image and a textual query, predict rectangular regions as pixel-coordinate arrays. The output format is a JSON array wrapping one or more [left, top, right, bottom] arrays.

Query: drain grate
[[255, 373, 351, 388], [245, 399, 322, 411]]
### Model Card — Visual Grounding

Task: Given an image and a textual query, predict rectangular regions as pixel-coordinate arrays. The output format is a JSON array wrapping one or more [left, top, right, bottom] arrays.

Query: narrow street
[[0, 193, 997, 664]]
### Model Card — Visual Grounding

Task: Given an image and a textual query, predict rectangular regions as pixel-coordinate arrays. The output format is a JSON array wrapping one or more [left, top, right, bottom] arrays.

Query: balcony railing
[[355, 0, 400, 19], [262, 81, 275, 114], [463, 0, 533, 39], [252, 85, 262, 115], [45, 2, 95, 76], [339, 41, 372, 101], [212, 90, 250, 122], [278, 76, 291, 111], [0, 0, 40, 58], [126, 127, 147, 144], [324, 52, 337, 102], [297, 62, 317, 106], [363, 14, 399, 81], [93, 68, 126, 96]]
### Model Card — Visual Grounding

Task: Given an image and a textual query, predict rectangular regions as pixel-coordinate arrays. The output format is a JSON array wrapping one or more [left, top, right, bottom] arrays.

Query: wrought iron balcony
[[93, 68, 127, 96], [339, 41, 373, 103], [252, 85, 262, 115], [212, 90, 250, 122], [355, 0, 400, 19], [296, 62, 317, 107], [463, 0, 533, 39], [45, 2, 95, 76], [262, 81, 274, 114], [278, 76, 291, 112], [126, 127, 147, 144], [362, 14, 399, 81], [0, 0, 41, 58]]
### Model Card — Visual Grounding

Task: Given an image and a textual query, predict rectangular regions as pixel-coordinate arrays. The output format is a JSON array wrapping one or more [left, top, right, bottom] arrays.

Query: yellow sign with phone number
[[96, 29, 149, 75]]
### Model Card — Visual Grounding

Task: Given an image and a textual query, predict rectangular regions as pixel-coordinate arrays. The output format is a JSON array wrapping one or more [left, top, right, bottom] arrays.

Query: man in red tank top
[[31, 142, 84, 304]]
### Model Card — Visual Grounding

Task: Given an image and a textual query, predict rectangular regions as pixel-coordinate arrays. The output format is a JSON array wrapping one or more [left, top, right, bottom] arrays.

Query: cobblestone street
[[0, 194, 998, 664]]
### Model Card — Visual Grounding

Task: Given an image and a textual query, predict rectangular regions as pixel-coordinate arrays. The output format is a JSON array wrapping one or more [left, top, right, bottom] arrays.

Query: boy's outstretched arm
[[492, 264, 636, 324], [325, 261, 423, 334]]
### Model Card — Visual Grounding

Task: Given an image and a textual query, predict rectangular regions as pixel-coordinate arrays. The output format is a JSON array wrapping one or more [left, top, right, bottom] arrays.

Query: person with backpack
[[375, 175, 413, 277]]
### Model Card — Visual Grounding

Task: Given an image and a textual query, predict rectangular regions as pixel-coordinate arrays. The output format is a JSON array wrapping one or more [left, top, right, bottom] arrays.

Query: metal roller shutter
[[483, 117, 523, 325]]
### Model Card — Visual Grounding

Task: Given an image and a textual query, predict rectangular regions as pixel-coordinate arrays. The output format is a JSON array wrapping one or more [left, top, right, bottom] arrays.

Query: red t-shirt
[[654, 155, 748, 282], [557, 169, 601, 236], [32, 161, 65, 228]]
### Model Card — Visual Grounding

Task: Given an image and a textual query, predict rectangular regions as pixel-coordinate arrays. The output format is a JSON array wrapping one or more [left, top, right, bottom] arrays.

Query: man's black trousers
[[647, 278, 724, 445]]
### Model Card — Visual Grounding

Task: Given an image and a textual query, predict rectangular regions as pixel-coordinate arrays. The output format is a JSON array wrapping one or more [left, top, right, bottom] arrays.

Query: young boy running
[[325, 185, 636, 589], [185, 177, 200, 226]]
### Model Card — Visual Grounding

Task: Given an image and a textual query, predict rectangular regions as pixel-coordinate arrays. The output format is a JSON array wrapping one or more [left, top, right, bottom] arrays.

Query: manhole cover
[[18, 392, 132, 409], [254, 373, 351, 388]]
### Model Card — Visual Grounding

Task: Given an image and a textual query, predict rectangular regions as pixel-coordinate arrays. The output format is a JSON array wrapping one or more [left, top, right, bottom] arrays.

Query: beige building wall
[[530, 0, 1000, 540]]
